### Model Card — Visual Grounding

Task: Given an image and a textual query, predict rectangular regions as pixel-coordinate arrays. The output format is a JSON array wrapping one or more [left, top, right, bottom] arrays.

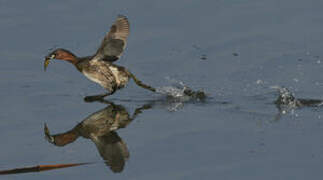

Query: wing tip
[[115, 14, 130, 32]]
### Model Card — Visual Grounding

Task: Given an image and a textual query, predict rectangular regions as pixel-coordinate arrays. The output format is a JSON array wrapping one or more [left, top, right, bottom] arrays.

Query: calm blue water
[[1, 0, 323, 179]]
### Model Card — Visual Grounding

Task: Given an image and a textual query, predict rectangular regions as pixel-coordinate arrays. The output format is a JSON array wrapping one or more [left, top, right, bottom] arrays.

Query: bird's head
[[44, 48, 77, 71]]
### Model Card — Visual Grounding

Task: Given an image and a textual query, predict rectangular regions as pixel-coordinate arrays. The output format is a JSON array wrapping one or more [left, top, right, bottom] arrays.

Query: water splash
[[271, 86, 299, 108], [154, 77, 207, 111], [156, 86, 189, 99], [271, 85, 323, 119], [156, 77, 205, 99], [156, 77, 185, 97]]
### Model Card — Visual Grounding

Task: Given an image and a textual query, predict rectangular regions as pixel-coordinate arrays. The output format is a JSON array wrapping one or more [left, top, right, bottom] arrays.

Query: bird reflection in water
[[44, 100, 152, 173]]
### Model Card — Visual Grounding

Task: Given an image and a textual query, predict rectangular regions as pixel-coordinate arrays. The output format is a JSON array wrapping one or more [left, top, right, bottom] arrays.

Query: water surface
[[1, 0, 323, 179]]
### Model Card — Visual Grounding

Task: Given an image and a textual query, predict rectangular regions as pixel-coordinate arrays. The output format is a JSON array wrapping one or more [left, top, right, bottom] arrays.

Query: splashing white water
[[154, 77, 206, 111], [156, 86, 187, 98], [155, 77, 187, 97]]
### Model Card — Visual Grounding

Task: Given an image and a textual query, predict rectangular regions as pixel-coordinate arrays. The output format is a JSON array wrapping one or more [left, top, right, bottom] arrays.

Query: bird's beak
[[44, 54, 55, 71], [44, 123, 55, 144], [44, 57, 51, 71]]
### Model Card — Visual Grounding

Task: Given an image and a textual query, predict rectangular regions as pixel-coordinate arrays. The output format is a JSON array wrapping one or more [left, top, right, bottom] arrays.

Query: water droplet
[[256, 79, 263, 85]]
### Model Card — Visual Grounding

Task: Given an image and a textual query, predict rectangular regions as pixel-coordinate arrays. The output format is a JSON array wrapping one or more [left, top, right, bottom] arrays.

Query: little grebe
[[44, 100, 152, 172], [44, 15, 155, 101]]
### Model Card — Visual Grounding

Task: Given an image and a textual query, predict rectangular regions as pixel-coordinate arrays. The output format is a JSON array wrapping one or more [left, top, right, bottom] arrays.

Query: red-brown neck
[[53, 49, 79, 64]]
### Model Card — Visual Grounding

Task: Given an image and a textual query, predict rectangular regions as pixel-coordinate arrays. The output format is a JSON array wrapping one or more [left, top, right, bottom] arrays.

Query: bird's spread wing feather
[[95, 15, 130, 62]]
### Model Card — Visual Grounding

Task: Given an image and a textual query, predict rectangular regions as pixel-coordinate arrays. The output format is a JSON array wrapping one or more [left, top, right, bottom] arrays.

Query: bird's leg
[[84, 90, 116, 103], [84, 87, 117, 102], [131, 103, 154, 120], [129, 72, 156, 92], [84, 93, 110, 102]]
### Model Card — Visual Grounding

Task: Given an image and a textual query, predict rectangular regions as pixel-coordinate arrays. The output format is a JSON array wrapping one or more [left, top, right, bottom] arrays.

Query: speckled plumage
[[76, 58, 130, 93], [44, 15, 155, 100], [44, 101, 152, 172]]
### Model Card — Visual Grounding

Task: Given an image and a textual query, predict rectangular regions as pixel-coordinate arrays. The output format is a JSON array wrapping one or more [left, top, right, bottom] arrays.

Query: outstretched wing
[[95, 15, 130, 62]]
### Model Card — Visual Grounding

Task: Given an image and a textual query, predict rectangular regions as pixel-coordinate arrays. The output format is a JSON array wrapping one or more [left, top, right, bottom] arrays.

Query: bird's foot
[[84, 93, 109, 103], [183, 88, 207, 100]]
